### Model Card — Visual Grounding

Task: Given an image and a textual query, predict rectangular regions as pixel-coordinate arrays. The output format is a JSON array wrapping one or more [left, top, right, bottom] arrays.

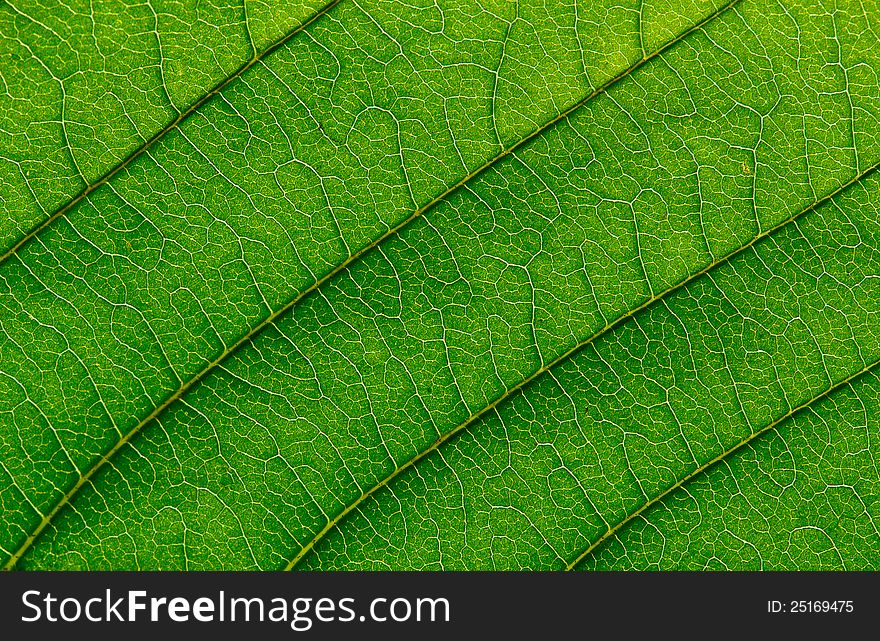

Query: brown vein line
[[0, 0, 343, 267], [564, 357, 880, 570], [286, 159, 880, 571], [3, 0, 744, 571]]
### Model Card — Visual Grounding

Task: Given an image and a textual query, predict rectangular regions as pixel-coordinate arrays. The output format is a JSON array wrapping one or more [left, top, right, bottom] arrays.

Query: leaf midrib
[[4, 0, 743, 570], [0, 0, 343, 266], [286, 159, 880, 570], [563, 357, 880, 571]]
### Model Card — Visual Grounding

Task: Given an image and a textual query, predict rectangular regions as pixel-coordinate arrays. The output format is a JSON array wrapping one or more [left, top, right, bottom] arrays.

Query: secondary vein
[[0, 0, 343, 267], [563, 358, 880, 570]]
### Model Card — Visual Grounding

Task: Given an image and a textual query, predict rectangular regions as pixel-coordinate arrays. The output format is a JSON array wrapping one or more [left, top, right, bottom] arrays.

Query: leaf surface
[[2, 0, 879, 570], [0, 0, 334, 254], [300, 173, 880, 569]]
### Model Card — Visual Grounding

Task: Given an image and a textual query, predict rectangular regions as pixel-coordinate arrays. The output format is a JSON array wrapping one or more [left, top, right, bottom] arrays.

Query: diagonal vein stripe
[[0, 0, 343, 267], [564, 356, 880, 570]]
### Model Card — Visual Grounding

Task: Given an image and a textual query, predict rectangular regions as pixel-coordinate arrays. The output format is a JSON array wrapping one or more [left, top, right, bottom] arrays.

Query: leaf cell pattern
[[1, 0, 879, 570]]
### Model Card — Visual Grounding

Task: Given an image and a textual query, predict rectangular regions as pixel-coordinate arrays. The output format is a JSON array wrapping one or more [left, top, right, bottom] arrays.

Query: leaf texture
[[0, 0, 335, 254], [1, 0, 880, 570]]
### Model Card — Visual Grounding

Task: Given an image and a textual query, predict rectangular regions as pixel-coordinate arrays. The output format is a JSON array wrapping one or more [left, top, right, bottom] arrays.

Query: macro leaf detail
[[1, 0, 879, 570]]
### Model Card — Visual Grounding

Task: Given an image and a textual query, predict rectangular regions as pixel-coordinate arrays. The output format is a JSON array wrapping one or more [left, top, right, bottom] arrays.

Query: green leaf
[[0, 0, 336, 256], [2, 0, 879, 570]]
